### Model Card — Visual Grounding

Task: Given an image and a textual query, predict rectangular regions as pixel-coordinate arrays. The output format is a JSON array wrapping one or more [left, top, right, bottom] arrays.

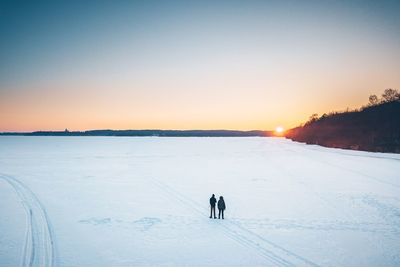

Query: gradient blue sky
[[1, 0, 400, 131]]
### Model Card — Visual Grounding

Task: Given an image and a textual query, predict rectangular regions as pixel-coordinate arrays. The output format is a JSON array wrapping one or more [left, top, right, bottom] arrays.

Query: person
[[209, 194, 217, 219], [217, 196, 226, 219]]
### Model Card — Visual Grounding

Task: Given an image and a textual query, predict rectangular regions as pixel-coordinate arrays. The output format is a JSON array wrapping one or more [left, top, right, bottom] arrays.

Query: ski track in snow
[[149, 177, 320, 267], [0, 173, 55, 267]]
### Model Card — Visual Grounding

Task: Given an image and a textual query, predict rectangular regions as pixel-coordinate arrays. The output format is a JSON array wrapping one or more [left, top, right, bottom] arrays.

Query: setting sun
[[275, 126, 284, 133]]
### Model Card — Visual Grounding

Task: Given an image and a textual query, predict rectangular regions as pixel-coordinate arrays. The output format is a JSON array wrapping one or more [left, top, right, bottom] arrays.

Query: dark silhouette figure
[[217, 196, 226, 219], [209, 194, 217, 219]]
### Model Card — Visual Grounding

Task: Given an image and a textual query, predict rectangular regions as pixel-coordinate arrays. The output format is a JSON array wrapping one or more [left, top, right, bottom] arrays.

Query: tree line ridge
[[285, 89, 400, 153]]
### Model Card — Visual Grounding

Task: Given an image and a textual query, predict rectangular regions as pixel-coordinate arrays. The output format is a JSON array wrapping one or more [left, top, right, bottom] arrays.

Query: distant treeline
[[286, 89, 400, 153], [0, 129, 272, 137]]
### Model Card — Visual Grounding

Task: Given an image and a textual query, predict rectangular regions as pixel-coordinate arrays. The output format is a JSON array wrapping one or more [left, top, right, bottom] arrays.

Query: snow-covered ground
[[0, 136, 399, 267]]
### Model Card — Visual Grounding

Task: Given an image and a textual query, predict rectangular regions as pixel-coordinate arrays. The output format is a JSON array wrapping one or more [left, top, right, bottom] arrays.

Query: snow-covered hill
[[1, 137, 399, 266]]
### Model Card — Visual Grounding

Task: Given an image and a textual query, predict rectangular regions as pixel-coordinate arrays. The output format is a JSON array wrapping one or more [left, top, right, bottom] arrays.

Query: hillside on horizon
[[286, 89, 400, 153]]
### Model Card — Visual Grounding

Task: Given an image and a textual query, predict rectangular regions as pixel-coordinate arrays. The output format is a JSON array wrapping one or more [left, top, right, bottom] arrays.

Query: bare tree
[[307, 113, 319, 124], [368, 95, 379, 106], [381, 88, 400, 102]]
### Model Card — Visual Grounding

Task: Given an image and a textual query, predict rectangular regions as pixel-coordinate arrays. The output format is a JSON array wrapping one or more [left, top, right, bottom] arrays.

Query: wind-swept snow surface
[[0, 137, 399, 267]]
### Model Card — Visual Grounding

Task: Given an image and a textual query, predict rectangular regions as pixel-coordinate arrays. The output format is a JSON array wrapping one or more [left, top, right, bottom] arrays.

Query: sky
[[1, 0, 400, 132]]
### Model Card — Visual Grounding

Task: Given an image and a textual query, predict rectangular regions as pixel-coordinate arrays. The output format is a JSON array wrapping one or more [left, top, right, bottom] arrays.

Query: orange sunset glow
[[1, 1, 399, 132]]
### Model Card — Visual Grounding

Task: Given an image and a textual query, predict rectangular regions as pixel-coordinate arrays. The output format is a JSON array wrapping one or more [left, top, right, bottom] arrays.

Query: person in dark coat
[[217, 196, 226, 219], [209, 194, 217, 219]]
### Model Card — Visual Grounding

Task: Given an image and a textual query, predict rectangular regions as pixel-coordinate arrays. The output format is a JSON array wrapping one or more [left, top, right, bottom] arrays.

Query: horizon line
[[0, 128, 274, 134]]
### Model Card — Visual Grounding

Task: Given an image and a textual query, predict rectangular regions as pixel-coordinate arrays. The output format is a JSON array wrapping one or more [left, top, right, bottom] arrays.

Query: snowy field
[[0, 136, 400, 267]]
